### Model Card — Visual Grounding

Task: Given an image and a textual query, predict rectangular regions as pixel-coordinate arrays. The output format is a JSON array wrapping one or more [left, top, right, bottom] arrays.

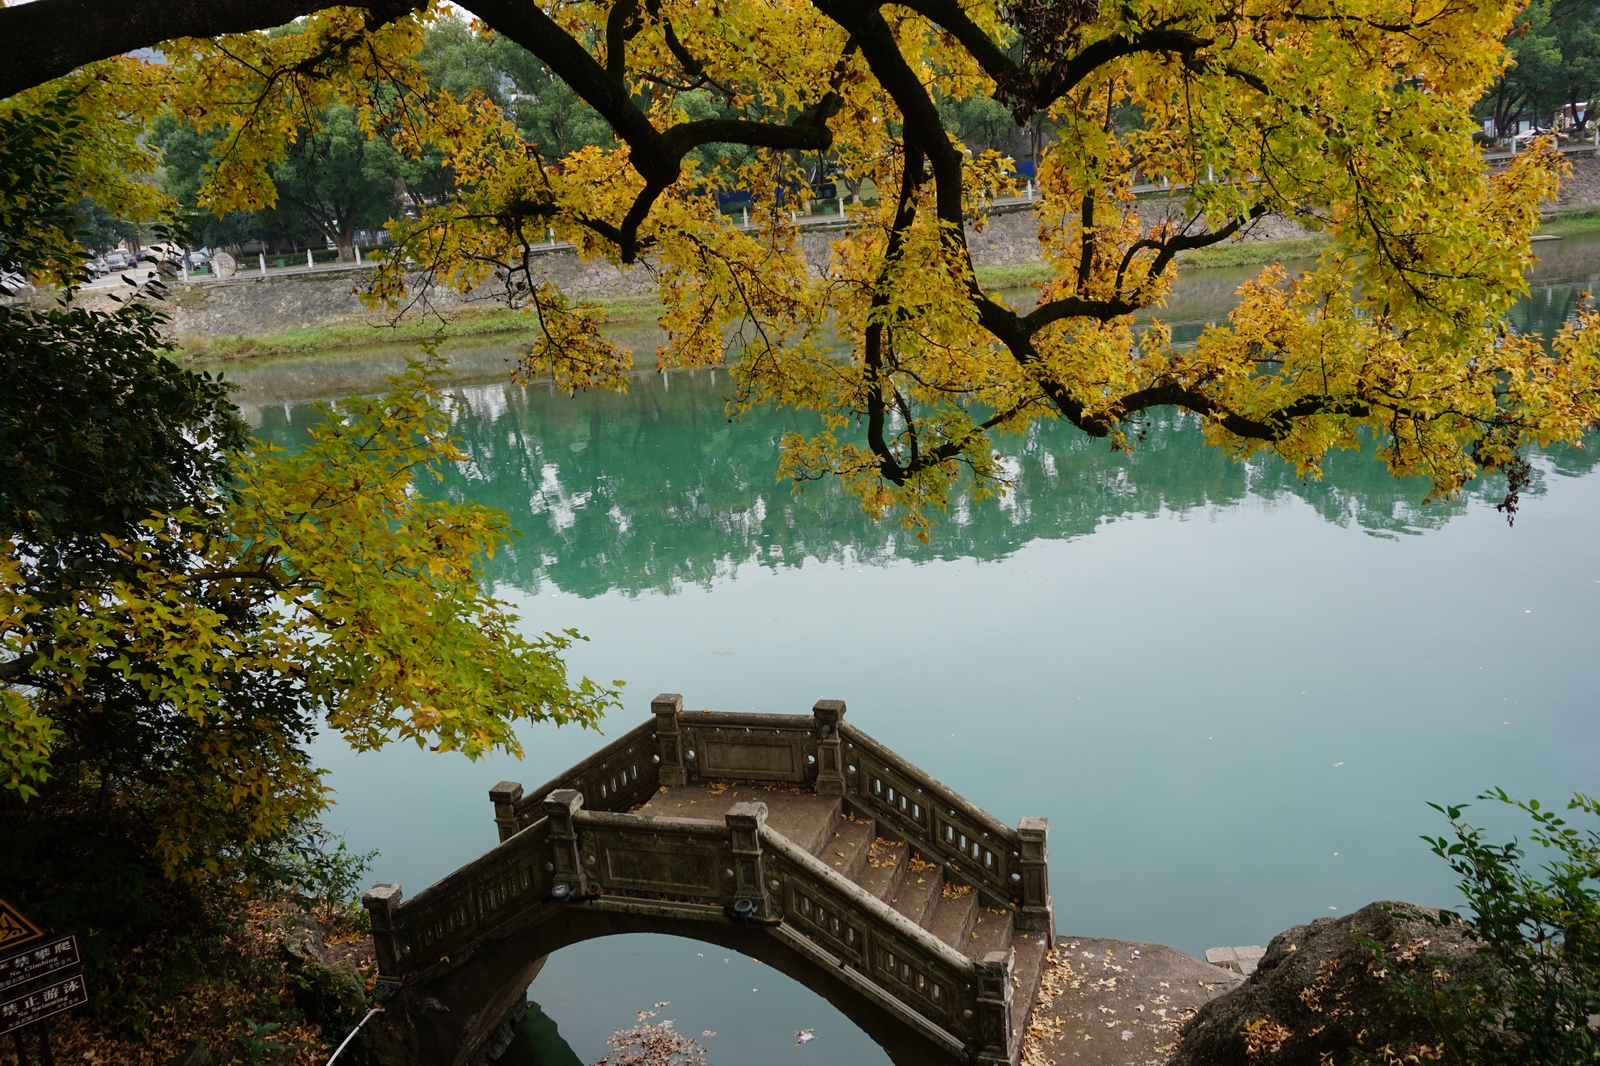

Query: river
[[232, 241, 1600, 1066]]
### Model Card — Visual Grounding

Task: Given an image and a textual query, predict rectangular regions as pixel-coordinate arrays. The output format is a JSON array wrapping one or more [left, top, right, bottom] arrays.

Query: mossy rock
[[1171, 901, 1487, 1066]]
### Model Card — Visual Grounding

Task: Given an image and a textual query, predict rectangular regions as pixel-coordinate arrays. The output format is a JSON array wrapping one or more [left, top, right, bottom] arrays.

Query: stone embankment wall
[[63, 197, 1319, 341], [51, 151, 1600, 342]]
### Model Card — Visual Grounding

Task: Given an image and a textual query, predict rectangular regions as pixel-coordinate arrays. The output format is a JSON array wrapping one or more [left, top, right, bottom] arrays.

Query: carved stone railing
[[757, 818, 1006, 1055], [675, 710, 822, 786], [503, 717, 660, 837], [839, 723, 1052, 934], [364, 814, 556, 981], [370, 789, 1004, 1059]]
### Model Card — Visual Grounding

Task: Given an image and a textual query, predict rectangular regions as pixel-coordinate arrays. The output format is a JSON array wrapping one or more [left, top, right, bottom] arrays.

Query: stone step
[[1007, 932, 1052, 1054], [887, 850, 944, 928], [849, 834, 909, 902], [817, 814, 875, 881], [965, 901, 1016, 959], [925, 885, 978, 951]]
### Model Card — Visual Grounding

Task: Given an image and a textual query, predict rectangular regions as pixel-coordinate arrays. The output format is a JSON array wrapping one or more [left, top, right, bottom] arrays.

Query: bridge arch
[[363, 698, 1052, 1066], [372, 907, 968, 1066]]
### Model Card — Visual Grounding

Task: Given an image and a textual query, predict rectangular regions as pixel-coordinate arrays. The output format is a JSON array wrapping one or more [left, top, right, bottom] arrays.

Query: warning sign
[[0, 933, 79, 993], [0, 900, 42, 953], [0, 973, 88, 1036]]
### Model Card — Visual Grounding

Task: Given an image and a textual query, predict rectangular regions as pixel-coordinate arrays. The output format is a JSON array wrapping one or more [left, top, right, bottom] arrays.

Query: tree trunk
[[332, 232, 356, 262]]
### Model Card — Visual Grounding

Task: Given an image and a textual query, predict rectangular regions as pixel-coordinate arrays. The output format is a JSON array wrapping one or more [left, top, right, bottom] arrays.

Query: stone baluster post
[[812, 699, 846, 796], [362, 884, 405, 986], [726, 802, 773, 919], [544, 790, 588, 895], [489, 780, 524, 843], [973, 949, 1015, 1064], [653, 693, 687, 787], [1017, 816, 1055, 938]]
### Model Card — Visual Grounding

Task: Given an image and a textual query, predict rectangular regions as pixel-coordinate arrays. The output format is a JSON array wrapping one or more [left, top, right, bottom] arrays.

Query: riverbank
[[59, 165, 1599, 369], [168, 235, 1332, 366]]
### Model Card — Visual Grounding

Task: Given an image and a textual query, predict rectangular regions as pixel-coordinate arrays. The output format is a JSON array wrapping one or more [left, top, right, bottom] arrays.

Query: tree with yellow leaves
[[3, 0, 1600, 862], [10, 0, 1592, 535]]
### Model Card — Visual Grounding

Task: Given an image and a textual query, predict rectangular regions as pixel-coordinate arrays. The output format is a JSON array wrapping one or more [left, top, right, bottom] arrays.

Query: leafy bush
[[1413, 790, 1600, 1065]]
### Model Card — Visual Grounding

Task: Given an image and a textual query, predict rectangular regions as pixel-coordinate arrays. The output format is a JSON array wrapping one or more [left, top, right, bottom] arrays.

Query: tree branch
[[0, 0, 421, 100]]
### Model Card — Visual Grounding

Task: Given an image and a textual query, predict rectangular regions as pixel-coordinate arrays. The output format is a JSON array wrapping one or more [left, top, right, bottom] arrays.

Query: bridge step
[[886, 849, 943, 926], [853, 835, 908, 902], [926, 888, 979, 951], [615, 779, 1046, 1059], [821, 815, 876, 880]]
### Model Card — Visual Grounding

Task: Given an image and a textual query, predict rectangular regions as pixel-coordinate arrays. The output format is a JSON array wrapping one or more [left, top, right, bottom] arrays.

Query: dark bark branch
[[0, 652, 45, 684], [0, 0, 421, 100], [889, 0, 1021, 85], [659, 117, 831, 157], [604, 0, 640, 81], [1034, 28, 1213, 104]]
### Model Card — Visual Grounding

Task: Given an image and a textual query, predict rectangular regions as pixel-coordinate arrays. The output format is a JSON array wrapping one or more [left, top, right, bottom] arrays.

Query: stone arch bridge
[[362, 695, 1054, 1065]]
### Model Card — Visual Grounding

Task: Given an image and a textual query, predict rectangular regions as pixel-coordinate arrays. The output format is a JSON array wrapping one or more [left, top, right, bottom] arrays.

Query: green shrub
[[1412, 790, 1600, 1065]]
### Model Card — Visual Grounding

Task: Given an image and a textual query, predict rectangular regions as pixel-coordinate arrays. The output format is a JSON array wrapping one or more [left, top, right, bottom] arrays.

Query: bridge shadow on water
[[498, 1001, 582, 1066]]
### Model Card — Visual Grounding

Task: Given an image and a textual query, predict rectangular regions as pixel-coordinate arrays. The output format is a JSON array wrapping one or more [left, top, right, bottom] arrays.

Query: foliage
[[288, 0, 1600, 539], [1, 86, 619, 889], [0, 300, 246, 552], [269, 103, 405, 259], [263, 824, 379, 923], [2, 355, 621, 877], [0, 60, 172, 275], [150, 115, 310, 251], [0, 93, 94, 283], [1404, 792, 1600, 1065], [74, 196, 146, 254], [18, 0, 1596, 539]]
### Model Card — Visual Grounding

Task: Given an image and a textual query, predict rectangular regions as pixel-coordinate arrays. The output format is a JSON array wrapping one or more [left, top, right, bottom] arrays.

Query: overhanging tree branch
[[0, 0, 422, 100]]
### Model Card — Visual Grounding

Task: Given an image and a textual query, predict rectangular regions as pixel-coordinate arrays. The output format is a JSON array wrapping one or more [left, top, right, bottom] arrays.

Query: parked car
[[0, 266, 28, 297], [85, 256, 108, 277], [1513, 127, 1554, 146], [102, 250, 133, 272], [808, 162, 842, 200]]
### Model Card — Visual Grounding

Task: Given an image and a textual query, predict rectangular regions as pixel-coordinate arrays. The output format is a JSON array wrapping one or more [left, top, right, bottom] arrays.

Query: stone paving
[[1020, 937, 1242, 1066]]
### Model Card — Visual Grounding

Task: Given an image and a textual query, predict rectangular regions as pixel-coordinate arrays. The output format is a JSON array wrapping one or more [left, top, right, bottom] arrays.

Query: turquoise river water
[[235, 240, 1600, 1065]]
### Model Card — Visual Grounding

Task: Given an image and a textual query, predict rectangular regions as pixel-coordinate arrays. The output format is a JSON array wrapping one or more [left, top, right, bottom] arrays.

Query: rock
[[1169, 901, 1486, 1066], [277, 913, 370, 1026]]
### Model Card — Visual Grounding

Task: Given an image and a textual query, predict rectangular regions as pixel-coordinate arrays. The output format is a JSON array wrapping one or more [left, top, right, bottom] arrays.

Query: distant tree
[[1477, 0, 1600, 136], [418, 15, 613, 162], [72, 197, 141, 254], [271, 104, 402, 260]]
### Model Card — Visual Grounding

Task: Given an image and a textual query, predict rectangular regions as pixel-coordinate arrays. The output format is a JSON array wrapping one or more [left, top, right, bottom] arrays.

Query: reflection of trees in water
[[243, 249, 1600, 601], [351, 369, 1598, 601]]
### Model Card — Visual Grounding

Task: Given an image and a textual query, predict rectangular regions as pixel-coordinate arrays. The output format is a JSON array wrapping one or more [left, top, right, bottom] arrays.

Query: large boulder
[[1170, 901, 1486, 1066]]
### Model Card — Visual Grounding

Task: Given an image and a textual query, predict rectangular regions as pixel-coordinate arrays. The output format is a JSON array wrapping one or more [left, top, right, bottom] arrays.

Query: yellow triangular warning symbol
[[0, 897, 43, 951]]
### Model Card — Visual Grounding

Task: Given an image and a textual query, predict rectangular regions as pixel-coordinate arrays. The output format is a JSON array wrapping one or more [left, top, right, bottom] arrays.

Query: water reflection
[[256, 367, 1594, 603], [239, 237, 1600, 605]]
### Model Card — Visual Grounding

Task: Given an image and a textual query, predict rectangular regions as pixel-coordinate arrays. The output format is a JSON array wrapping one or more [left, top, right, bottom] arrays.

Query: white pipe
[[324, 1007, 383, 1065], [355, 244, 363, 264], [307, 250, 314, 270]]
